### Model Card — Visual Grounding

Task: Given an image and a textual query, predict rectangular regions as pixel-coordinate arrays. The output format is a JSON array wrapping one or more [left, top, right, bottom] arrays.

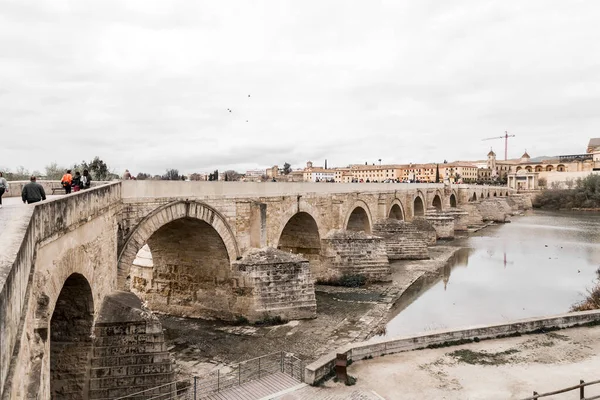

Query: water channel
[[379, 210, 600, 338]]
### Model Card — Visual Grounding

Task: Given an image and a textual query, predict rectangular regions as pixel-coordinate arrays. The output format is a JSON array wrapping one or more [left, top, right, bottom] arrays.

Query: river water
[[380, 210, 600, 338]]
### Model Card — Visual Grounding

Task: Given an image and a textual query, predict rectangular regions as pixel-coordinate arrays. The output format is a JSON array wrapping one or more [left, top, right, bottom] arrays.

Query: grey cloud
[[1, 0, 600, 175]]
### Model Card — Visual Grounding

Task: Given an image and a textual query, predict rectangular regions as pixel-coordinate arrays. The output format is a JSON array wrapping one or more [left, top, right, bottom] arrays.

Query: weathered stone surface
[[476, 198, 513, 223], [320, 230, 391, 282], [372, 219, 429, 260], [457, 203, 485, 228], [424, 214, 455, 239], [506, 194, 533, 211], [90, 291, 174, 400], [444, 208, 470, 231], [232, 247, 317, 322], [410, 217, 437, 245]]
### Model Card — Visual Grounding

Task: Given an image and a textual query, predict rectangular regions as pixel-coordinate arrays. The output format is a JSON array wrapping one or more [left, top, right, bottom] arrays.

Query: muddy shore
[[158, 236, 474, 379]]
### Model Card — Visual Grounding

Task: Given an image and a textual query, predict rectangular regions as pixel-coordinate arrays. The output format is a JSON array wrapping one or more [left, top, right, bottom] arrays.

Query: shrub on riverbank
[[571, 284, 600, 312], [533, 175, 600, 210]]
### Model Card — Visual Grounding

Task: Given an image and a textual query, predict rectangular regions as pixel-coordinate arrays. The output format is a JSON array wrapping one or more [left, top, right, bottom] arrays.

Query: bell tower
[[486, 148, 498, 176]]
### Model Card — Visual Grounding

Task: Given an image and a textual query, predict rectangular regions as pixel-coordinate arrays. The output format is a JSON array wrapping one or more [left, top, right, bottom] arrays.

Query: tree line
[[1, 157, 118, 181], [533, 174, 600, 210], [2, 160, 296, 182]]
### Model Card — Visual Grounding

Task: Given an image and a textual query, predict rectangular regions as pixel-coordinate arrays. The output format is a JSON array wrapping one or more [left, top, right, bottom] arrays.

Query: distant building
[[244, 169, 264, 182], [587, 138, 600, 154], [505, 138, 600, 190], [265, 165, 279, 179]]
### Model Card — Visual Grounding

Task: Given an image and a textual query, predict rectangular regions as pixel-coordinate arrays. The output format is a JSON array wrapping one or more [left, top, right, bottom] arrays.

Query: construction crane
[[482, 131, 516, 161]]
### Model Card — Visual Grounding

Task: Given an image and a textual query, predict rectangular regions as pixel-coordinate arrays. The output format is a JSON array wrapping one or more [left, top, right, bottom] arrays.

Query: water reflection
[[378, 211, 600, 339]]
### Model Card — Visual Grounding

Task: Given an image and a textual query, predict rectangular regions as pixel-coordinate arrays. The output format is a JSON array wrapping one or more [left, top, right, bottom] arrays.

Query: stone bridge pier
[[0, 181, 522, 399]]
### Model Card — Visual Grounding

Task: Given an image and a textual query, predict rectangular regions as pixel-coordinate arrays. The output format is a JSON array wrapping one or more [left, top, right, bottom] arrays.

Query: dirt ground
[[158, 244, 466, 378], [344, 325, 600, 399]]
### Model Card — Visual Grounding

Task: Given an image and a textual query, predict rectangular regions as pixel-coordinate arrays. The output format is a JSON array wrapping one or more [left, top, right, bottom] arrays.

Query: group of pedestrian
[[60, 169, 92, 194], [0, 168, 136, 207]]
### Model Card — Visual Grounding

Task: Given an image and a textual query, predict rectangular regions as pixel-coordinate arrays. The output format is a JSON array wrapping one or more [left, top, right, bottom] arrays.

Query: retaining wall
[[304, 310, 600, 385]]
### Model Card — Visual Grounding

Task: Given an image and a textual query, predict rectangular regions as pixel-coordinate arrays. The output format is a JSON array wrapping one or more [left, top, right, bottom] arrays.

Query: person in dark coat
[[22, 176, 46, 204], [81, 169, 92, 189]]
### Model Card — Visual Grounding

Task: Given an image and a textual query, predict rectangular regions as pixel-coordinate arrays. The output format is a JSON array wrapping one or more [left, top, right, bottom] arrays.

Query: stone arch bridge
[[0, 181, 527, 399]]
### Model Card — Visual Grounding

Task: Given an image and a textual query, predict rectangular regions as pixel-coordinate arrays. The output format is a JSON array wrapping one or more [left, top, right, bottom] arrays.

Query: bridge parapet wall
[[0, 182, 122, 399], [2, 180, 111, 198]]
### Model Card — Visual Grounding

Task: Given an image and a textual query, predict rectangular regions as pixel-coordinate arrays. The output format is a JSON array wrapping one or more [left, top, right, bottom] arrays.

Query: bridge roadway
[[0, 181, 516, 400]]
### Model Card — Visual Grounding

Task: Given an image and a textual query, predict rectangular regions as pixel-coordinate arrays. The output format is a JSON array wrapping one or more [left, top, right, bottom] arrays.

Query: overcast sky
[[1, 0, 599, 175]]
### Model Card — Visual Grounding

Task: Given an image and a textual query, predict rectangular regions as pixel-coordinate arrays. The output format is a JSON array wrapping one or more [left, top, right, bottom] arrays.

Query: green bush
[[533, 175, 600, 210]]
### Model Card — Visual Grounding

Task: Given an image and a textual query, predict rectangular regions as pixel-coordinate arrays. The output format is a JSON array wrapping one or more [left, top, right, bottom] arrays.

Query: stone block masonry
[[424, 213, 455, 240], [232, 248, 317, 322], [445, 208, 470, 231], [458, 203, 485, 228], [372, 219, 429, 260], [89, 291, 174, 400], [320, 230, 391, 282], [410, 218, 437, 245]]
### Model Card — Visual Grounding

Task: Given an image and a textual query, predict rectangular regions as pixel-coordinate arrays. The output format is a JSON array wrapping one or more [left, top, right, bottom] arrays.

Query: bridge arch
[[413, 194, 425, 217], [449, 193, 457, 208], [432, 194, 443, 211], [345, 200, 373, 233], [50, 273, 94, 400], [277, 211, 322, 274], [388, 199, 405, 220], [118, 201, 240, 290]]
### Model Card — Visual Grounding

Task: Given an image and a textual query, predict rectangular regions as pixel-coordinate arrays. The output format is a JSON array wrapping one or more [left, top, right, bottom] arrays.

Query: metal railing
[[115, 351, 304, 400], [521, 379, 600, 400]]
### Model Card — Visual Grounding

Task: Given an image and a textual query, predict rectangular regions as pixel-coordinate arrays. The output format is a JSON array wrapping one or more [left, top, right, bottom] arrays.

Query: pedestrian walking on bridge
[[0, 172, 8, 208], [22, 176, 46, 204], [61, 169, 73, 194]]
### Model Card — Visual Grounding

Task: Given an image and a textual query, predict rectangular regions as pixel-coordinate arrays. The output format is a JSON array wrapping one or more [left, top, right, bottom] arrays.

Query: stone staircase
[[372, 219, 429, 260], [320, 230, 391, 282]]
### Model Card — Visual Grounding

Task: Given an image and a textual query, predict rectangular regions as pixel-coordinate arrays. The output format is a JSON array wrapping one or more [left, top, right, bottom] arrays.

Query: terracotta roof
[[487, 149, 496, 157], [588, 138, 600, 148], [521, 151, 531, 159]]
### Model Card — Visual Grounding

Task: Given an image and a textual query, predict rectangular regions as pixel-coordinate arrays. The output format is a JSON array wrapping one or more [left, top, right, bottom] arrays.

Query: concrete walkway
[[290, 325, 600, 399], [0, 195, 62, 284]]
